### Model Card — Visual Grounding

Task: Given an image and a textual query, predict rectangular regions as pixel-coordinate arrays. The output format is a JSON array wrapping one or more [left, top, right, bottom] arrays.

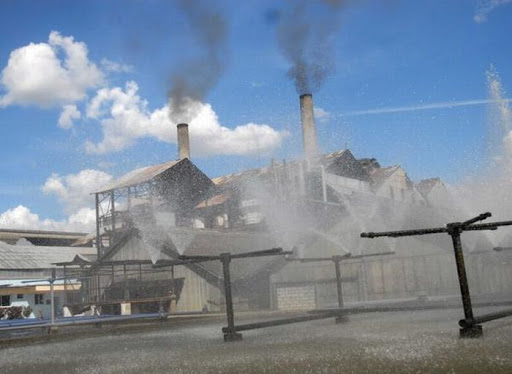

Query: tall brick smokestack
[[300, 93, 318, 161], [177, 123, 190, 160]]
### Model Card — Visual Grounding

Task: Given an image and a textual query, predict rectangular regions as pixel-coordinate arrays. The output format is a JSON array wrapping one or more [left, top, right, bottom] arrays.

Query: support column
[[221, 253, 242, 342], [95, 193, 101, 257], [333, 256, 348, 323], [449, 227, 482, 338]]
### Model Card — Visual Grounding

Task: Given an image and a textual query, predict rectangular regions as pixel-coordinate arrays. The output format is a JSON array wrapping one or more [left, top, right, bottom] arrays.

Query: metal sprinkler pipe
[[360, 212, 512, 338]]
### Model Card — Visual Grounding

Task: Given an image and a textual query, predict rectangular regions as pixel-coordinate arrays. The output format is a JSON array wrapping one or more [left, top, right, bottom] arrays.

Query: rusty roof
[[94, 159, 182, 193], [195, 193, 231, 209]]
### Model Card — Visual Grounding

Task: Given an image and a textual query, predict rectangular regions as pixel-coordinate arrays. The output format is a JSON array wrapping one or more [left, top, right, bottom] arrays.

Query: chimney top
[[177, 123, 190, 160]]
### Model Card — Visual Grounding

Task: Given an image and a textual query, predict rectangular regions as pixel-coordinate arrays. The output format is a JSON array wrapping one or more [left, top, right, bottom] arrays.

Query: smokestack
[[300, 93, 318, 161], [177, 123, 190, 160]]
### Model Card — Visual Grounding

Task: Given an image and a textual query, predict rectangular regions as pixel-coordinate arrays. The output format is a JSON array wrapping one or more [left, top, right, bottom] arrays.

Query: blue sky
[[0, 0, 511, 231]]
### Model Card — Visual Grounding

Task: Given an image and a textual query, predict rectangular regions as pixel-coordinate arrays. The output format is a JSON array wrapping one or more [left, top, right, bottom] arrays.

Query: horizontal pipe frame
[[360, 212, 512, 338]]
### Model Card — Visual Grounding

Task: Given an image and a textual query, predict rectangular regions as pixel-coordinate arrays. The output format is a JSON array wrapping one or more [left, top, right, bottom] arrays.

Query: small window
[[35, 294, 44, 305], [17, 294, 23, 299], [0, 295, 10, 306]]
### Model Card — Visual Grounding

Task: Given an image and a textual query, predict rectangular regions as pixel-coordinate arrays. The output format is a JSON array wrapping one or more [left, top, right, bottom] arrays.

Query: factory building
[[3, 93, 509, 317]]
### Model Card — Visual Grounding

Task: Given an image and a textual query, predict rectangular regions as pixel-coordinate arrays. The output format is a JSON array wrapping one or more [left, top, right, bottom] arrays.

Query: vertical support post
[[333, 256, 348, 323], [171, 265, 175, 295], [63, 265, 67, 307], [50, 268, 56, 327], [123, 264, 129, 300], [449, 227, 482, 337], [127, 186, 131, 211], [95, 274, 100, 302], [95, 193, 101, 257], [169, 265, 177, 314], [320, 165, 327, 202], [111, 191, 116, 241], [220, 253, 242, 342]]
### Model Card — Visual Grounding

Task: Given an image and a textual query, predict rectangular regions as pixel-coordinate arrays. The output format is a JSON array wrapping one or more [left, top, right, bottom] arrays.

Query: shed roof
[[0, 241, 96, 270], [102, 226, 285, 284], [94, 159, 182, 193], [0, 229, 89, 246]]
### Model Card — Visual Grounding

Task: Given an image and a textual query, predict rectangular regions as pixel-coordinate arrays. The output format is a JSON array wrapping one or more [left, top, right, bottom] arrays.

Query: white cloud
[[101, 58, 133, 73], [0, 31, 103, 107], [84, 81, 287, 156], [474, 0, 512, 23], [58, 104, 81, 129], [314, 107, 331, 122], [0, 205, 95, 232], [0, 31, 286, 157], [42, 169, 113, 214], [0, 169, 112, 233]]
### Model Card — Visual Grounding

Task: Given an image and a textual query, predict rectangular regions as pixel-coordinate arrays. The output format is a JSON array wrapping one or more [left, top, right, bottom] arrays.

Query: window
[[35, 294, 44, 305], [17, 294, 23, 299], [0, 295, 10, 306]]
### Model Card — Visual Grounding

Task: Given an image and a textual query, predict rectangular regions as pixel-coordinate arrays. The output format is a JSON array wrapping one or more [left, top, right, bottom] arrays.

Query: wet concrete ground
[[1, 308, 512, 373]]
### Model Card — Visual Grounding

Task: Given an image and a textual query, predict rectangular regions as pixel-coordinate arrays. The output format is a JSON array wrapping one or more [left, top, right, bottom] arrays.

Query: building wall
[[173, 266, 222, 313], [325, 173, 371, 195], [105, 236, 223, 313], [0, 291, 64, 319], [271, 251, 512, 310]]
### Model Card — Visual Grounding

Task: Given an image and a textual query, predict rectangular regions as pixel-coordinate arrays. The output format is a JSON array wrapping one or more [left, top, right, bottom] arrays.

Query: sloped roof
[[195, 193, 231, 209], [94, 159, 182, 193], [416, 178, 442, 197], [367, 165, 400, 186], [0, 241, 96, 270], [102, 226, 284, 284], [54, 253, 98, 266], [180, 229, 284, 283], [0, 229, 88, 246]]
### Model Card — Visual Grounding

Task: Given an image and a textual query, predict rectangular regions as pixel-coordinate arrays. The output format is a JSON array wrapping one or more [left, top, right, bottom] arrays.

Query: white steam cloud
[[85, 81, 287, 156]]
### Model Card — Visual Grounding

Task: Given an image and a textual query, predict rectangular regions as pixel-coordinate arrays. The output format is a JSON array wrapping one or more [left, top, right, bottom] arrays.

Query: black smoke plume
[[168, 0, 227, 123], [276, 0, 346, 94]]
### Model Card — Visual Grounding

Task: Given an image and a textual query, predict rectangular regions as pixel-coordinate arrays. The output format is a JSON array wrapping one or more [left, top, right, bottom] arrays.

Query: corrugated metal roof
[[94, 159, 181, 193], [0, 242, 96, 270]]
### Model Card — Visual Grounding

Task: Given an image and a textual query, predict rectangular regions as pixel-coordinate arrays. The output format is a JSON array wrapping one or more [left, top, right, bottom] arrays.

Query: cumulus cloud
[[474, 0, 512, 23], [0, 169, 112, 232], [84, 81, 287, 156], [42, 169, 113, 214], [0, 205, 95, 232], [0, 31, 103, 107], [58, 104, 81, 129]]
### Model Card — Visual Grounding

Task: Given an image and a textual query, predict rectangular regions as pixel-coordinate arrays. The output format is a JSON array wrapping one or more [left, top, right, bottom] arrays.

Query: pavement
[[1, 307, 512, 373]]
